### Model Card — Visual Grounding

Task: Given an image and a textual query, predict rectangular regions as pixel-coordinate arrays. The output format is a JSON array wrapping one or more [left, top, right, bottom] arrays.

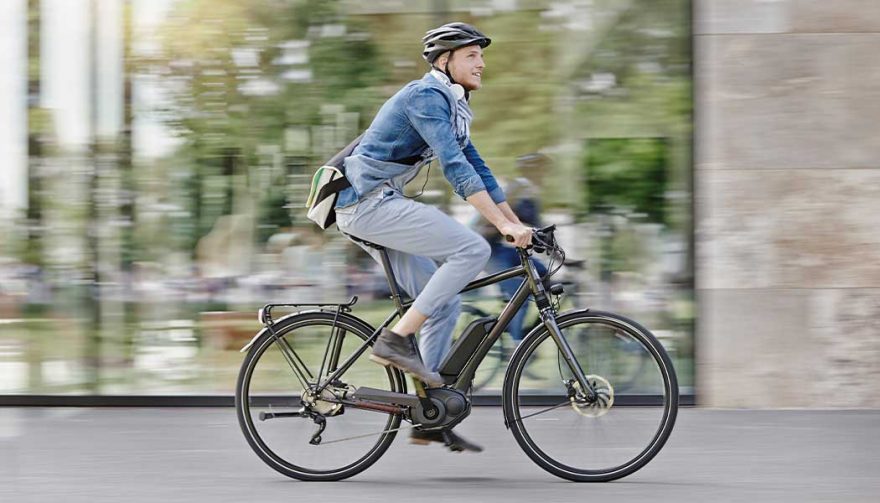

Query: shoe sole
[[408, 437, 469, 452], [369, 354, 393, 367], [369, 355, 444, 387]]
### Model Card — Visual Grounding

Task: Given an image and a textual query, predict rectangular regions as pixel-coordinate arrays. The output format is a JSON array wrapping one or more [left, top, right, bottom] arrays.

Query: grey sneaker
[[410, 429, 483, 453], [370, 328, 444, 388]]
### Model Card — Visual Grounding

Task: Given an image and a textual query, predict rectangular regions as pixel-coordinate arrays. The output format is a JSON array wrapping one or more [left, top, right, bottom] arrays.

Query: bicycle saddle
[[344, 233, 386, 251]]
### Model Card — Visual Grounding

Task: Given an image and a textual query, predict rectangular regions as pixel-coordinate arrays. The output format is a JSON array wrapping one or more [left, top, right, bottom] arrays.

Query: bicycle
[[235, 224, 678, 482]]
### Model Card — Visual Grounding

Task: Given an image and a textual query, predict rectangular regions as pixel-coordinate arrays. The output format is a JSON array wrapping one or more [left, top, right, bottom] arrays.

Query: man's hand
[[499, 222, 532, 248], [466, 190, 532, 247]]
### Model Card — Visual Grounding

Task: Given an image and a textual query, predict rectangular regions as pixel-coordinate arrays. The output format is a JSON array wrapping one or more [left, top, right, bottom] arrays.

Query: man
[[334, 22, 532, 451]]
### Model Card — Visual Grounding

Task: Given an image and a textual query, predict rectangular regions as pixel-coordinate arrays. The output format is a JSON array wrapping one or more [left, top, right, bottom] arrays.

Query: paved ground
[[1, 407, 878, 502]]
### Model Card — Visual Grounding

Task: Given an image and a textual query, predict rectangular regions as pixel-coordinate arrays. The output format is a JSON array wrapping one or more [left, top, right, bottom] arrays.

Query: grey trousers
[[336, 186, 491, 371]]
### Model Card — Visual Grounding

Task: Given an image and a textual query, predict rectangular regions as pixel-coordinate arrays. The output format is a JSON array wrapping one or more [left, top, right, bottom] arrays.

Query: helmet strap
[[443, 59, 455, 84], [431, 64, 466, 101], [443, 58, 469, 101]]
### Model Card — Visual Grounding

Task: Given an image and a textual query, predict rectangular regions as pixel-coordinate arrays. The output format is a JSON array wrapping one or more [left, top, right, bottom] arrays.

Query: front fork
[[539, 309, 596, 401], [520, 249, 597, 401]]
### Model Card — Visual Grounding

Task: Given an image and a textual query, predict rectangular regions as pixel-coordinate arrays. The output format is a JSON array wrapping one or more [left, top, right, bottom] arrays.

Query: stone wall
[[695, 0, 880, 407]]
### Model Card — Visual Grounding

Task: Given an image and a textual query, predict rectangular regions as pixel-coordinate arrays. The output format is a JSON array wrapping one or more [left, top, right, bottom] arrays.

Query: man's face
[[442, 45, 485, 91]]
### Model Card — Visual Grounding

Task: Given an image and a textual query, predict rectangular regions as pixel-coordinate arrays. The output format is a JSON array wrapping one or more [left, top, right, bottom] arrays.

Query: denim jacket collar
[[428, 69, 467, 102], [425, 71, 473, 144]]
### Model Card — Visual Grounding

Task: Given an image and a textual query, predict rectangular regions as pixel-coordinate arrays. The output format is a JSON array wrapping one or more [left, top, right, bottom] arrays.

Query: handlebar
[[504, 224, 557, 254]]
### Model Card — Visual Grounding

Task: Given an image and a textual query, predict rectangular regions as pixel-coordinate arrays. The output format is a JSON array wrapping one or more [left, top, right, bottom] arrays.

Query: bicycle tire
[[502, 309, 678, 482]]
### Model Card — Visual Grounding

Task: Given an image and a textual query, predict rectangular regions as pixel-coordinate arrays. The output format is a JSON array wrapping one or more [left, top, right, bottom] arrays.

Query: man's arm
[[462, 140, 506, 204], [466, 191, 531, 248], [497, 201, 523, 226], [461, 141, 528, 227]]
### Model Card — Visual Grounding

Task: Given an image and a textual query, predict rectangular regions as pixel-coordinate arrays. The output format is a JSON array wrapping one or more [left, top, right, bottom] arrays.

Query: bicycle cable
[[534, 230, 565, 285], [404, 160, 433, 199]]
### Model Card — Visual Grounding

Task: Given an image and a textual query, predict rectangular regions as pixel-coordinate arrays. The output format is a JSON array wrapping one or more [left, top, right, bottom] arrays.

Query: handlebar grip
[[505, 235, 515, 243]]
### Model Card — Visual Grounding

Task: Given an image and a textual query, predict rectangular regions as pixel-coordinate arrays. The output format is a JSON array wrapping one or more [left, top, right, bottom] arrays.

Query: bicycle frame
[[452, 248, 593, 395], [305, 243, 594, 399]]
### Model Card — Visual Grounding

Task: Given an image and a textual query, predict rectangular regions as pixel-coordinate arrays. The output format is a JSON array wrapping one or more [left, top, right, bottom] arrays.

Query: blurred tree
[[585, 138, 667, 225], [119, 1, 136, 271], [142, 0, 692, 240], [574, 0, 692, 283], [467, 12, 563, 164], [23, 0, 45, 269], [139, 0, 388, 253], [257, 188, 291, 244]]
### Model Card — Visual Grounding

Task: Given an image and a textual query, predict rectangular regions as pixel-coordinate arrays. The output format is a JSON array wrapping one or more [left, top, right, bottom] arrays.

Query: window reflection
[[0, 0, 693, 395]]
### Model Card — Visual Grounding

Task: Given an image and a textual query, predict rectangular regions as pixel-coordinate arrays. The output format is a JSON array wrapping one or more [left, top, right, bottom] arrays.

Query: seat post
[[343, 232, 408, 315], [378, 248, 406, 315]]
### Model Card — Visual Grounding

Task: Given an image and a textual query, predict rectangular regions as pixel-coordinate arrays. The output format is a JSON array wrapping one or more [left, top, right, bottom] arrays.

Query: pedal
[[352, 387, 420, 407]]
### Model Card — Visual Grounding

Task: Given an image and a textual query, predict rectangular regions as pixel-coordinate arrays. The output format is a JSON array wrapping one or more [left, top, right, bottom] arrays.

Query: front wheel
[[503, 310, 678, 482]]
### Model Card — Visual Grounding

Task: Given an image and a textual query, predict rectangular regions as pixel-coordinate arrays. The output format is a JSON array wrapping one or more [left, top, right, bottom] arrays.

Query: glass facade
[[0, 0, 692, 396]]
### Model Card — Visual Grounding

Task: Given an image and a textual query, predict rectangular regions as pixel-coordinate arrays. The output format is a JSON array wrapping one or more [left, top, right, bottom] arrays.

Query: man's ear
[[435, 52, 450, 68]]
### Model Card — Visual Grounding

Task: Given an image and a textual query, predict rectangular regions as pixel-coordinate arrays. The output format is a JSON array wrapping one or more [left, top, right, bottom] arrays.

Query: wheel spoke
[[510, 400, 570, 424], [318, 422, 420, 446]]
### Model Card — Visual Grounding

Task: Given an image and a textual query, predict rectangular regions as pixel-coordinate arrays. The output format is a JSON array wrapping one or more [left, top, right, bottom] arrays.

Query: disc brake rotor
[[571, 375, 614, 417]]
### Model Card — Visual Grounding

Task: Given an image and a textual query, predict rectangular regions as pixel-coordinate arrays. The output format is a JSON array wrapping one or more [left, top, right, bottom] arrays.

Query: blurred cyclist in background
[[475, 153, 551, 345]]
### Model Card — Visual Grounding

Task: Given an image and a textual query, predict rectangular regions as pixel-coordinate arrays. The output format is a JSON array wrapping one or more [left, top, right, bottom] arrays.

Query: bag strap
[[327, 133, 365, 169], [318, 123, 436, 203], [314, 175, 351, 204]]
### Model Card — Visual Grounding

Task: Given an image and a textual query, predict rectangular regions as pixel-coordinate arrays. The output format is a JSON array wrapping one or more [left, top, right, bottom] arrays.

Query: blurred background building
[[0, 0, 875, 407], [696, 0, 880, 407]]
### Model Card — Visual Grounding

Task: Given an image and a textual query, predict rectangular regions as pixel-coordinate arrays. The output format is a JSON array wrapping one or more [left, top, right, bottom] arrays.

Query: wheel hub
[[302, 385, 352, 417], [571, 375, 614, 417]]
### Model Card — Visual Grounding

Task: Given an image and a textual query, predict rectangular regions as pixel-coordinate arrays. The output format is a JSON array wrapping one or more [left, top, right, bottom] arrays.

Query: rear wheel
[[503, 310, 678, 482], [235, 311, 405, 481]]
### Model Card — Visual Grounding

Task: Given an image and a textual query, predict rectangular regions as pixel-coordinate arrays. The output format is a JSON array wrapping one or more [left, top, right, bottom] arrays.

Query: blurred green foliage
[[586, 138, 667, 224], [141, 0, 690, 238]]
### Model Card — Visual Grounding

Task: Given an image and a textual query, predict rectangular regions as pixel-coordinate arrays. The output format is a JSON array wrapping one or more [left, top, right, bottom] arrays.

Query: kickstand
[[440, 430, 464, 452], [309, 415, 327, 445]]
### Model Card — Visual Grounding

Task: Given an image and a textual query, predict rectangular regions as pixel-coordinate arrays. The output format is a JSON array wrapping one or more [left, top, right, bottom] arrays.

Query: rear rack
[[258, 296, 359, 326]]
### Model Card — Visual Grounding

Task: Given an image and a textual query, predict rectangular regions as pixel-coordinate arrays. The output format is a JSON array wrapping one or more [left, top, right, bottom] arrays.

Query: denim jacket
[[335, 72, 506, 208]]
